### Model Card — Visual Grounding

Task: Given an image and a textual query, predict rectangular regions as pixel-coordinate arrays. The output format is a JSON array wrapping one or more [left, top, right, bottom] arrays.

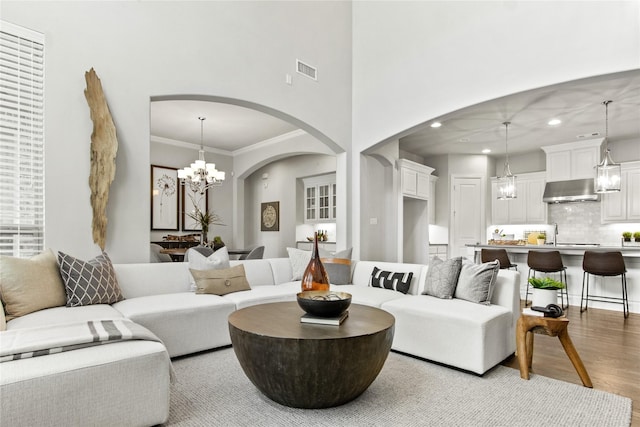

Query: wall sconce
[[262, 173, 269, 189]]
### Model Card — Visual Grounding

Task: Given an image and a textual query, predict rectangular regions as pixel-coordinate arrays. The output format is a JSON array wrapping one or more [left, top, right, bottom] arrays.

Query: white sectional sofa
[[0, 257, 520, 426]]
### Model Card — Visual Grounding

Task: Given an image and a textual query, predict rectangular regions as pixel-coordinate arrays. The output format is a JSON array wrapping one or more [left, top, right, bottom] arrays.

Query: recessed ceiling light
[[482, 148, 491, 154], [548, 118, 562, 126], [430, 122, 442, 128]]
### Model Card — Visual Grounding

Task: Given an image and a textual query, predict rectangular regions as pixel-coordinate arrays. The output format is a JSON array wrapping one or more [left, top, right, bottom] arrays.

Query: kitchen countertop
[[467, 243, 640, 258]]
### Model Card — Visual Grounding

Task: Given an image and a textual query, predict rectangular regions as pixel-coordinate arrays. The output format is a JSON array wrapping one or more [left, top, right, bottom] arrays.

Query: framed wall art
[[182, 188, 209, 231], [261, 201, 279, 232], [151, 165, 179, 231]]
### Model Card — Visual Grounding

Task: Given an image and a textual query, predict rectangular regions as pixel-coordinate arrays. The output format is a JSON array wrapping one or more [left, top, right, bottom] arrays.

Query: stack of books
[[300, 311, 349, 326]]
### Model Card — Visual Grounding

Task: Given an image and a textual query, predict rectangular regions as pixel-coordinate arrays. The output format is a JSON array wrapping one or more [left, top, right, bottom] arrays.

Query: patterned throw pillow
[[369, 266, 414, 294], [58, 252, 124, 307], [423, 256, 463, 299], [286, 247, 312, 280], [455, 260, 500, 305]]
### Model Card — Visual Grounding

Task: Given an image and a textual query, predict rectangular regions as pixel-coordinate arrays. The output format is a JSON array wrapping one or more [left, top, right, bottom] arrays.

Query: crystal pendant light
[[497, 121, 517, 199], [595, 100, 621, 193]]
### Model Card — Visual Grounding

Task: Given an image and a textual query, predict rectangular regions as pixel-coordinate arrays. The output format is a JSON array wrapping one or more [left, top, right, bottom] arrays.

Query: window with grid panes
[[0, 21, 45, 257]]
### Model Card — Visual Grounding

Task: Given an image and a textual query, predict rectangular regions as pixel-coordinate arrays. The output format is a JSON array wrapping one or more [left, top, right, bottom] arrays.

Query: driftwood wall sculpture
[[84, 68, 118, 251]]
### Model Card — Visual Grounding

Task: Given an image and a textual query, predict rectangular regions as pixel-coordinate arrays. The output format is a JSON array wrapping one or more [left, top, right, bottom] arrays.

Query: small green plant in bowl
[[622, 231, 632, 241], [634, 231, 640, 242], [528, 277, 565, 290]]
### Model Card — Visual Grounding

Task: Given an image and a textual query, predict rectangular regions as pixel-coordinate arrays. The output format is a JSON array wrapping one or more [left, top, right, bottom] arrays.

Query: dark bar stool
[[581, 251, 628, 319], [481, 248, 518, 270], [526, 250, 568, 309]]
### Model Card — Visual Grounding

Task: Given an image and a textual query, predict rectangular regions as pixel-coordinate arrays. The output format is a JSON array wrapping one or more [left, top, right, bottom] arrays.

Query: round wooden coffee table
[[228, 302, 395, 408]]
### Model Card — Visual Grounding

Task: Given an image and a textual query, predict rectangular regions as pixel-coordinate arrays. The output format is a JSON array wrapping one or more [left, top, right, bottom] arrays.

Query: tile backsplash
[[491, 202, 640, 247], [548, 203, 640, 246]]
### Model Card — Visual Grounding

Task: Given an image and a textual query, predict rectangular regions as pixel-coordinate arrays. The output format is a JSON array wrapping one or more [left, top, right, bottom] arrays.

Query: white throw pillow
[[187, 246, 230, 291], [286, 247, 311, 281]]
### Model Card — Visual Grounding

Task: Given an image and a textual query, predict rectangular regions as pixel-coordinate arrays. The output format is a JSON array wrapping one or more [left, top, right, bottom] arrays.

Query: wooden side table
[[516, 314, 593, 388]]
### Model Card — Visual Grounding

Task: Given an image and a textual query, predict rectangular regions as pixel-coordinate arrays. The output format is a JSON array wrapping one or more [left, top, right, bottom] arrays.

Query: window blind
[[0, 21, 45, 257]]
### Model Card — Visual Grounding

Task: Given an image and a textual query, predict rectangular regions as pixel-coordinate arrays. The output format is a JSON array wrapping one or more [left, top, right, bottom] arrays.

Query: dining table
[[159, 247, 251, 262]]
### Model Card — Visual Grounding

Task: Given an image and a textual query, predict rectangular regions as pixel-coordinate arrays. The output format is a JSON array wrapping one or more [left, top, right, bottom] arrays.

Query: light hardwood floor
[[501, 303, 639, 426]]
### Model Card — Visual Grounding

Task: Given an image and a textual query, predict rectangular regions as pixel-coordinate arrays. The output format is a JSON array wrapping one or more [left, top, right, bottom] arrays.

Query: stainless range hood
[[542, 178, 600, 203]]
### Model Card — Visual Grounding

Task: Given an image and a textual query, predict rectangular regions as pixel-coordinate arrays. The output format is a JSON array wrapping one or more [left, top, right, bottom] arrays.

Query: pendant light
[[497, 121, 517, 199], [177, 117, 225, 195], [595, 100, 621, 193]]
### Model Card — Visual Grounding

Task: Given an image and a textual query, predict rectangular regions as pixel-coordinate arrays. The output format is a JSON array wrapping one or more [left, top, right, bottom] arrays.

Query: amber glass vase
[[301, 232, 330, 291]]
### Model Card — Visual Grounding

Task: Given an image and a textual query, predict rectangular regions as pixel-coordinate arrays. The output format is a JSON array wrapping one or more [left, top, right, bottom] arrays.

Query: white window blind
[[0, 21, 45, 257]]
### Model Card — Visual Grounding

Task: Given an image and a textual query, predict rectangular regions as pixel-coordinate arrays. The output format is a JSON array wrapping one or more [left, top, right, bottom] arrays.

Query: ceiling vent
[[576, 132, 600, 139], [296, 59, 317, 81]]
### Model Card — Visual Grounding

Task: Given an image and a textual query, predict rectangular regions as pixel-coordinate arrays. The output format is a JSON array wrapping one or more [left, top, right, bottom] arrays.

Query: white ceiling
[[400, 70, 640, 158], [150, 100, 298, 152], [150, 70, 640, 157]]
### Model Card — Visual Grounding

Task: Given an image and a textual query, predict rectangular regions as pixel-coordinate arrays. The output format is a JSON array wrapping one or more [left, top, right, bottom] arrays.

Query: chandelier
[[595, 100, 621, 193], [177, 117, 225, 194], [497, 121, 517, 199]]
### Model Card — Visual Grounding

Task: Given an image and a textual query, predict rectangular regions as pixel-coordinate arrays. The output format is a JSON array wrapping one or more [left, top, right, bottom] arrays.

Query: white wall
[[243, 154, 336, 259], [3, 1, 352, 262], [351, 1, 639, 258]]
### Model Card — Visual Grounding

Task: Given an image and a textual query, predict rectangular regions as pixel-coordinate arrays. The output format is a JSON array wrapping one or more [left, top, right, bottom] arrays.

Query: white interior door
[[451, 177, 485, 259]]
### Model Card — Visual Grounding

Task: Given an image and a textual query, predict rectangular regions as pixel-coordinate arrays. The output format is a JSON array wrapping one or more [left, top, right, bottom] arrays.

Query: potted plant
[[634, 231, 640, 243], [528, 277, 565, 307], [622, 231, 632, 242], [536, 233, 546, 245]]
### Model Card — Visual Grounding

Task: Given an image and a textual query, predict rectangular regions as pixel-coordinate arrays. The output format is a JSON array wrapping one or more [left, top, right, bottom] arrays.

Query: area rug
[[164, 347, 631, 427]]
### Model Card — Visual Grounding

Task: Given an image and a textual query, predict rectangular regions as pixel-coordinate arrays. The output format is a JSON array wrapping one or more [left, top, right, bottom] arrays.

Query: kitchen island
[[466, 244, 640, 315]]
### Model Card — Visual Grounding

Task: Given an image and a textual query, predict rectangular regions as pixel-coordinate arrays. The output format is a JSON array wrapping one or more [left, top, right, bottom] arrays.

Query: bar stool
[[525, 250, 568, 309], [481, 248, 518, 270], [581, 251, 628, 319]]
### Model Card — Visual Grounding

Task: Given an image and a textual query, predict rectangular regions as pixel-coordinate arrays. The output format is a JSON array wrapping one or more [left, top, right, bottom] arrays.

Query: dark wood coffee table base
[[228, 302, 395, 408]]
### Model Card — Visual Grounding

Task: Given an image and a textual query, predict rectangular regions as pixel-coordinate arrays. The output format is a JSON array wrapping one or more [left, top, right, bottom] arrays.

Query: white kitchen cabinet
[[541, 139, 603, 182], [491, 172, 547, 224], [398, 159, 434, 200], [303, 174, 336, 223], [601, 161, 640, 223]]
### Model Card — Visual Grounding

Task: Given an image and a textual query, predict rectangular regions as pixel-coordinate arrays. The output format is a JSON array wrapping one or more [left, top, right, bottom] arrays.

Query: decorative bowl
[[306, 236, 314, 241], [297, 291, 352, 317]]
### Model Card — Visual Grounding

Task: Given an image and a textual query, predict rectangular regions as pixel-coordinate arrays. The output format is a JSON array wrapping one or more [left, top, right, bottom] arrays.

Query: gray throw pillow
[[455, 260, 500, 305], [321, 258, 352, 285], [423, 256, 463, 299], [319, 247, 353, 260], [58, 251, 124, 307]]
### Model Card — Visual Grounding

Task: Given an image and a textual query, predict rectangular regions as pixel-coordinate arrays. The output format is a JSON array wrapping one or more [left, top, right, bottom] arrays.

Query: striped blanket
[[0, 319, 163, 362]]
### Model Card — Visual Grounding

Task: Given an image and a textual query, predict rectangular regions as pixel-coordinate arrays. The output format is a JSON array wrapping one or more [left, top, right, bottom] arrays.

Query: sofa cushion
[[286, 247, 311, 280], [423, 257, 462, 299], [455, 260, 500, 305], [0, 249, 66, 321], [58, 252, 124, 307], [192, 264, 251, 296], [369, 266, 413, 294], [223, 282, 300, 310], [112, 293, 236, 357], [5, 304, 124, 330], [332, 283, 409, 307]]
